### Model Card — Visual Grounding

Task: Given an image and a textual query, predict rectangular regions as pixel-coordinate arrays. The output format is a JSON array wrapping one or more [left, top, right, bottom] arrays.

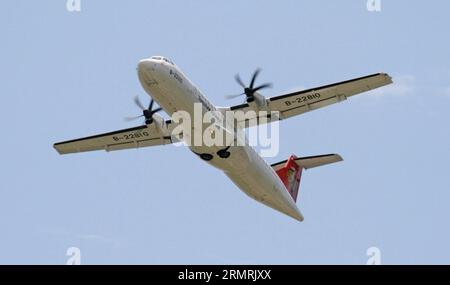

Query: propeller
[[226, 68, 272, 102], [125, 96, 162, 124]]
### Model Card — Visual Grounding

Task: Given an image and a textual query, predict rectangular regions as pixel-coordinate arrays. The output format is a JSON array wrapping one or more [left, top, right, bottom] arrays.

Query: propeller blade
[[234, 74, 246, 88], [225, 93, 245, 99], [228, 69, 270, 100], [149, 98, 154, 111], [253, 83, 272, 92], [133, 96, 146, 110], [124, 115, 144, 122], [127, 96, 162, 124], [249, 68, 261, 89], [152, 107, 163, 113]]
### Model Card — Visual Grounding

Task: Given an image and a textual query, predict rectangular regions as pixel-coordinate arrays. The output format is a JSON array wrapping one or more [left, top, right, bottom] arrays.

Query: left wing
[[54, 122, 174, 155], [226, 73, 392, 126]]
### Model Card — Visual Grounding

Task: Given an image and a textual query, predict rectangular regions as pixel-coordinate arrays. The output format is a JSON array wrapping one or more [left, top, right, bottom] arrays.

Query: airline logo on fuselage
[[169, 69, 183, 84]]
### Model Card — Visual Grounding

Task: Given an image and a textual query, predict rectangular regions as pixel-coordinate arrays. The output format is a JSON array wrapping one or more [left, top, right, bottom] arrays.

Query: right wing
[[268, 73, 392, 120], [54, 121, 175, 155], [227, 73, 393, 126]]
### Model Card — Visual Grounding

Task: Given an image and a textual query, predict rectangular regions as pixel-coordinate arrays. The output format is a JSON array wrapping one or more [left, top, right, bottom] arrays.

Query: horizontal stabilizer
[[271, 153, 343, 172], [295, 154, 343, 169]]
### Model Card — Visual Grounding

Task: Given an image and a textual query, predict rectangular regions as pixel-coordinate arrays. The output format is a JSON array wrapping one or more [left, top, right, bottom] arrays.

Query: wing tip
[[379, 72, 393, 84], [334, 153, 344, 162], [53, 143, 65, 155]]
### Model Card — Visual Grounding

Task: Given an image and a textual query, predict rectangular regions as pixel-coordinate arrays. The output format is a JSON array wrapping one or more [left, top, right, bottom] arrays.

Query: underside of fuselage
[[137, 57, 304, 221]]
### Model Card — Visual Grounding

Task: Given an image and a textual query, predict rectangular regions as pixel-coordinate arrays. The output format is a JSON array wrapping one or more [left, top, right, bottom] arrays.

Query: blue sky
[[1, 1, 450, 264]]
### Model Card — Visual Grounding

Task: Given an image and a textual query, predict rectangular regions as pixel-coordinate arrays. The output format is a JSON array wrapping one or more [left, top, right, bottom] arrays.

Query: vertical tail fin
[[275, 155, 302, 202]]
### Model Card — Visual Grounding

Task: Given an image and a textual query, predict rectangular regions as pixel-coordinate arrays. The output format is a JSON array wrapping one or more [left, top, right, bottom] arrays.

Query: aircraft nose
[[137, 58, 162, 83], [138, 59, 156, 73], [137, 59, 159, 86]]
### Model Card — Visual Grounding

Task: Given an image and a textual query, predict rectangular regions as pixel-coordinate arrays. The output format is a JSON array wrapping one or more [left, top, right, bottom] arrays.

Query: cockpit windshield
[[151, 56, 174, 65]]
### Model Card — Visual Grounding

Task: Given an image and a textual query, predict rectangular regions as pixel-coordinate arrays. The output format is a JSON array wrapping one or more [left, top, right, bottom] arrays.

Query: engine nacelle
[[247, 92, 268, 111], [151, 113, 170, 136]]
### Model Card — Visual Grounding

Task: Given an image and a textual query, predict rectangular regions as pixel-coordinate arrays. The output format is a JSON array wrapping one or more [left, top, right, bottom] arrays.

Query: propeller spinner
[[125, 96, 162, 125], [226, 68, 272, 103]]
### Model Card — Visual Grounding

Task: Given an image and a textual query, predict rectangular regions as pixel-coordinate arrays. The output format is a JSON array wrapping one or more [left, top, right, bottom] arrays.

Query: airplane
[[53, 56, 392, 221]]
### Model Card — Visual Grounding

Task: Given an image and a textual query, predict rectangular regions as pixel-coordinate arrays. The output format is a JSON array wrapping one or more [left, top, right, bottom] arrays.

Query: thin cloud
[[444, 87, 450, 98], [367, 74, 415, 97], [40, 226, 121, 248], [75, 233, 121, 248], [281, 86, 306, 94]]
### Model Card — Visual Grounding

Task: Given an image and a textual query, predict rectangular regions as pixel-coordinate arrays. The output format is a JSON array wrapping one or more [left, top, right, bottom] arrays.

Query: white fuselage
[[137, 57, 303, 221]]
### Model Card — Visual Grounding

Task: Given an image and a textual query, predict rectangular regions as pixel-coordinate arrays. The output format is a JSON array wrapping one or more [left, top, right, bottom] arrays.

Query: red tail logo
[[275, 155, 303, 202]]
